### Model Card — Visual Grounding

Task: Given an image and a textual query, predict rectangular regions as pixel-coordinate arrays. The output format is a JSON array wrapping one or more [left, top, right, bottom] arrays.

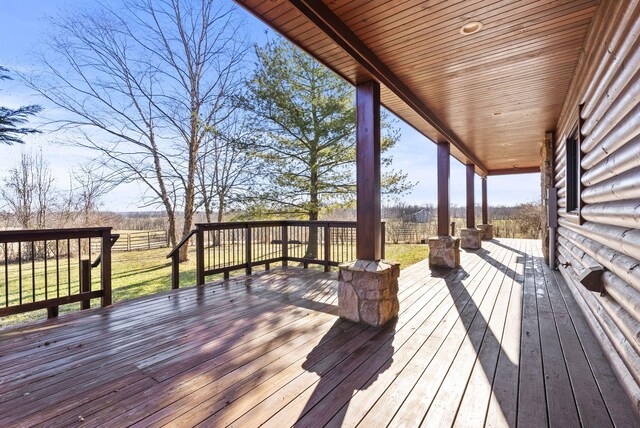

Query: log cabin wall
[[553, 0, 640, 411]]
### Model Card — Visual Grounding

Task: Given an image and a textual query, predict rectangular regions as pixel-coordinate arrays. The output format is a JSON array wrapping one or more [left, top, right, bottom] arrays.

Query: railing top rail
[[285, 220, 359, 227], [167, 230, 197, 259], [194, 220, 284, 229], [0, 227, 113, 243], [194, 220, 372, 230]]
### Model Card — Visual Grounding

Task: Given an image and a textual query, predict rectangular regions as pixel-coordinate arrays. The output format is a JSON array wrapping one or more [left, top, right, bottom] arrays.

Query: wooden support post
[[101, 229, 112, 307], [482, 176, 488, 225], [282, 224, 288, 267], [196, 228, 205, 285], [171, 255, 180, 289], [80, 259, 91, 310], [245, 225, 252, 276], [324, 224, 330, 272], [466, 163, 476, 229], [356, 80, 382, 261], [47, 306, 58, 318], [437, 141, 451, 236]]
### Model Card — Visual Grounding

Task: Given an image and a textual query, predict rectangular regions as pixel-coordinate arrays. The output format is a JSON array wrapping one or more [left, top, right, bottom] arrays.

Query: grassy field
[[0, 243, 428, 328]]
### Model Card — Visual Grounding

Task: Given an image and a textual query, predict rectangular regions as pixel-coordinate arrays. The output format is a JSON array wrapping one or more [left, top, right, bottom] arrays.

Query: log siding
[[554, 0, 640, 413]]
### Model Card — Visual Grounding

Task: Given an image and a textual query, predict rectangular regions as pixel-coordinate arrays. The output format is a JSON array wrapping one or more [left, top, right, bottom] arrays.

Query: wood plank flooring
[[0, 239, 637, 427]]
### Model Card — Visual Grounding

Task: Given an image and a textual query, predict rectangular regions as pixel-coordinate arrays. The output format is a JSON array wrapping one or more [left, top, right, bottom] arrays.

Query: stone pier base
[[461, 228, 482, 249], [338, 260, 400, 327], [478, 224, 494, 240], [428, 236, 460, 268]]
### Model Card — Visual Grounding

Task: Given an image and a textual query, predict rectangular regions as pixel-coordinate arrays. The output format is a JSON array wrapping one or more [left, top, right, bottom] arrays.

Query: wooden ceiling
[[236, 0, 600, 175]]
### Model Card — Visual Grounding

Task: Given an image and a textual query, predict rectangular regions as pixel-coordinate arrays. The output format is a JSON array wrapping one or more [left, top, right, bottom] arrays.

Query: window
[[565, 127, 581, 215]]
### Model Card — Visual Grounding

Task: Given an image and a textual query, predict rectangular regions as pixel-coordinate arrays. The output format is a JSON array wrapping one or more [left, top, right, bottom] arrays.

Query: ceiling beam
[[287, 0, 489, 175], [487, 166, 541, 176]]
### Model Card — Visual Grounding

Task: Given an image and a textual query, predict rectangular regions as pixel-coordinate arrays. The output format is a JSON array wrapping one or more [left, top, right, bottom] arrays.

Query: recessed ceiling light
[[460, 21, 483, 35], [492, 111, 503, 116]]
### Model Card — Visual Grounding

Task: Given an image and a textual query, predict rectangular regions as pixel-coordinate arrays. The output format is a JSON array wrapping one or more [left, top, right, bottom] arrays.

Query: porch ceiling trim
[[241, 0, 489, 175], [487, 166, 541, 176]]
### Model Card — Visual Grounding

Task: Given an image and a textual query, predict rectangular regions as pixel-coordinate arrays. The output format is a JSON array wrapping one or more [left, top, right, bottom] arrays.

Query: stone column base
[[461, 228, 482, 249], [338, 260, 400, 327], [478, 224, 494, 240], [428, 236, 460, 268]]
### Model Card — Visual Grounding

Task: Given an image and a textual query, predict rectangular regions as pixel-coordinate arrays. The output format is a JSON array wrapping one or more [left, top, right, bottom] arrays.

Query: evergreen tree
[[247, 38, 412, 257], [0, 66, 41, 145]]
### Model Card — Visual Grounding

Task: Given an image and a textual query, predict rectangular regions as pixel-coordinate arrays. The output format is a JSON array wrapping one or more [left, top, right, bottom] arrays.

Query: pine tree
[[247, 38, 412, 258], [0, 66, 42, 145]]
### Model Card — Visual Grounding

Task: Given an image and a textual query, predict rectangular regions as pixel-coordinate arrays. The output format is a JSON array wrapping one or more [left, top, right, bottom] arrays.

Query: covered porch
[[1, 238, 637, 427]]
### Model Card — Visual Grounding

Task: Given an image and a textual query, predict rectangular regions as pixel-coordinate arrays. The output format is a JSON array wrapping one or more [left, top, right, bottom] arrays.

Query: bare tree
[[69, 165, 115, 226], [197, 114, 257, 223], [26, 0, 248, 261], [2, 150, 55, 229]]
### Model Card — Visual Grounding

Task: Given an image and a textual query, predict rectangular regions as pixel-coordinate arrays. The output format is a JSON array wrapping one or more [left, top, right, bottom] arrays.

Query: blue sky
[[0, 0, 541, 211]]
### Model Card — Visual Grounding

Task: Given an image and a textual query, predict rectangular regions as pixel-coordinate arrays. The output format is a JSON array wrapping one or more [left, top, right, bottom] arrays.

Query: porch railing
[[0, 227, 117, 318], [168, 220, 385, 289]]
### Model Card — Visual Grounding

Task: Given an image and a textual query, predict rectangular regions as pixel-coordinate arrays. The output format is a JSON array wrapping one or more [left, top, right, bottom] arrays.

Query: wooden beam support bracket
[[487, 166, 541, 176]]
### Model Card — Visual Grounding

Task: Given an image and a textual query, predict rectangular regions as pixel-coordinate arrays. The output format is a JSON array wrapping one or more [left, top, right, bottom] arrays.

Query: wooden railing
[[0, 227, 117, 318], [168, 220, 385, 289]]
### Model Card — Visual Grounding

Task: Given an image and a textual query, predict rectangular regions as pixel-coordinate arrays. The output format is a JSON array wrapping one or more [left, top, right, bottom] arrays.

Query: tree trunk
[[305, 165, 319, 259], [211, 194, 225, 247], [217, 192, 225, 223], [204, 199, 213, 223], [166, 210, 178, 249], [179, 121, 200, 263]]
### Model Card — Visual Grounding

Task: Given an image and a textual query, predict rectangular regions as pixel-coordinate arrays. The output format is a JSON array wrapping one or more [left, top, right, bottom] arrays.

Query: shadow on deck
[[0, 239, 637, 427]]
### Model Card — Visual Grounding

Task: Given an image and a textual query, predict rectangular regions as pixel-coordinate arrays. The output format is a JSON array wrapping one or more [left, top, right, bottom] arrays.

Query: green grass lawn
[[0, 243, 428, 328]]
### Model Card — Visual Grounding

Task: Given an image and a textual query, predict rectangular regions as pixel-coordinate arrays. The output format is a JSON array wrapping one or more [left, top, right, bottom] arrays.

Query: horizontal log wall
[[553, 0, 640, 412]]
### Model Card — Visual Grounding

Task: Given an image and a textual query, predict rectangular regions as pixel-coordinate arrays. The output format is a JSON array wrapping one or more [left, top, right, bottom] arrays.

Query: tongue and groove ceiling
[[236, 0, 599, 175]]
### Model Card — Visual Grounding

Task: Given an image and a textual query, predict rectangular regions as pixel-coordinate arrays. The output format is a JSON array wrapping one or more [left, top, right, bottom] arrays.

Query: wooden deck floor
[[0, 238, 638, 427]]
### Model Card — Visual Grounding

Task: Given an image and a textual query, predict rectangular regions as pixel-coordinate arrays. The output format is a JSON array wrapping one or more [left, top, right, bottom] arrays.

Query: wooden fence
[[110, 230, 168, 252]]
